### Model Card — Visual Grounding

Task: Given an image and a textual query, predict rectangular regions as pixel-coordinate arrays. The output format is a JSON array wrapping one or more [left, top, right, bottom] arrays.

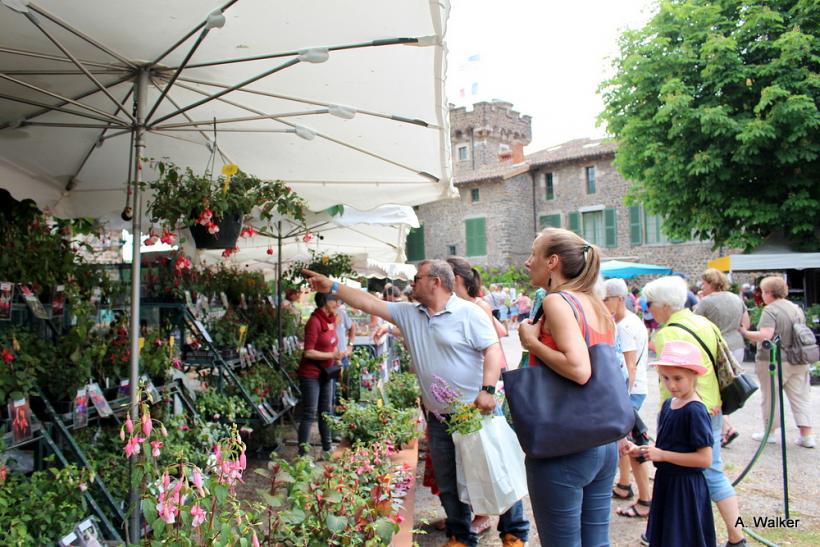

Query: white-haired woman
[[643, 276, 746, 547]]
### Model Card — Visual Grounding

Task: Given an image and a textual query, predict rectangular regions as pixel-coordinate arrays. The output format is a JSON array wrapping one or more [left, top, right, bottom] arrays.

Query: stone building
[[407, 100, 728, 280]]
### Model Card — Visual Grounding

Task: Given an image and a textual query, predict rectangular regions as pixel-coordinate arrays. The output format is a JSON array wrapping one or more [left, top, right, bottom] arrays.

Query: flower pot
[[189, 213, 242, 249]]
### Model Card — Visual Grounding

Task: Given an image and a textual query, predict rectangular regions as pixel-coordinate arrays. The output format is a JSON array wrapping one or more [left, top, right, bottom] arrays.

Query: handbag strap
[[666, 323, 717, 376], [557, 291, 591, 347]]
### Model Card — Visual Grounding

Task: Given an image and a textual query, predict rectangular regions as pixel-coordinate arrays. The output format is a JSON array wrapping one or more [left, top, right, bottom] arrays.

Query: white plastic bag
[[453, 415, 528, 515]]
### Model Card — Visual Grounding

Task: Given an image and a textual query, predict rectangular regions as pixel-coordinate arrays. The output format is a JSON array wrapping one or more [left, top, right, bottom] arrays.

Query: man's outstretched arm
[[302, 269, 393, 322]]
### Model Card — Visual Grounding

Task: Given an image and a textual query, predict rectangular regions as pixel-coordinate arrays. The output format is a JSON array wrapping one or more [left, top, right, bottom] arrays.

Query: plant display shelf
[[1, 391, 123, 543]]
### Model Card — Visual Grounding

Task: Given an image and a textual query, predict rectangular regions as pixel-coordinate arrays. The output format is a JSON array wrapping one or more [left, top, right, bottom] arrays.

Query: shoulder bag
[[666, 322, 758, 415], [501, 292, 634, 458]]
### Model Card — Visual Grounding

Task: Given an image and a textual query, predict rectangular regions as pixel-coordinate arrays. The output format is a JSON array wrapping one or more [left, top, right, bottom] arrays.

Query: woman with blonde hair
[[517, 227, 619, 545]]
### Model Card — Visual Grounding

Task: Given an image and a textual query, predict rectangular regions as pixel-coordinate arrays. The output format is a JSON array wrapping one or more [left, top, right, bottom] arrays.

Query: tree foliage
[[600, 0, 819, 250]]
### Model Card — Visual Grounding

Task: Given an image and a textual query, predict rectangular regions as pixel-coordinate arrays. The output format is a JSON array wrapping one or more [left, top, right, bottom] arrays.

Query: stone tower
[[449, 100, 532, 175]]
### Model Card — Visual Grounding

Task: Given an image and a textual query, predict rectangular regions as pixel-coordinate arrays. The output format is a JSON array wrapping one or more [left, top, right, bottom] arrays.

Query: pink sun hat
[[650, 340, 708, 375]]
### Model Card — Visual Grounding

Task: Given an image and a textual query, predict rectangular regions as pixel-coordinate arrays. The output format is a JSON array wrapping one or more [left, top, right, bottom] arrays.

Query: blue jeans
[[630, 393, 647, 410], [298, 377, 333, 454], [704, 412, 736, 502], [427, 413, 530, 546], [526, 442, 618, 547]]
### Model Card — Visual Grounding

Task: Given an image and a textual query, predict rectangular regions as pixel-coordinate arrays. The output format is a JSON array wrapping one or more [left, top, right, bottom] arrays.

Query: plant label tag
[[18, 284, 48, 319], [140, 375, 161, 404], [73, 388, 89, 429], [75, 517, 103, 547], [0, 282, 14, 321], [118, 378, 130, 396], [87, 382, 113, 417], [8, 398, 33, 443], [221, 292, 230, 309], [58, 531, 82, 546]]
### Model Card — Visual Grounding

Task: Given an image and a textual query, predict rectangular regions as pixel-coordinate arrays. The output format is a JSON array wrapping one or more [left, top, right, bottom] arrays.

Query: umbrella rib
[[27, 3, 136, 68], [153, 111, 327, 130], [176, 37, 419, 70], [145, 27, 212, 124], [149, 0, 241, 67], [0, 73, 128, 125], [148, 58, 300, 127], [21, 11, 136, 123], [0, 92, 127, 127], [176, 76, 438, 128], [147, 129, 219, 148], [170, 80, 436, 179], [0, 69, 129, 76], [147, 76, 235, 165], [0, 46, 129, 70], [64, 87, 135, 191]]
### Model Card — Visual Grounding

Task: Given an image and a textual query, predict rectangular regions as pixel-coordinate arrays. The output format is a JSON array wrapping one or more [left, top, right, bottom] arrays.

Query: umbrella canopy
[[351, 255, 417, 281], [600, 260, 672, 279], [0, 0, 454, 224]]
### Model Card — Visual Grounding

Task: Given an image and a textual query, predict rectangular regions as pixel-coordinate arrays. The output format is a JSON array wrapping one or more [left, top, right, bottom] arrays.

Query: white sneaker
[[751, 432, 776, 443], [796, 435, 816, 448]]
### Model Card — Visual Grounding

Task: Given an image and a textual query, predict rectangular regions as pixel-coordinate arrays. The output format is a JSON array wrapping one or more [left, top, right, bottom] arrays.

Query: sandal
[[616, 499, 651, 518], [722, 429, 740, 448], [612, 483, 634, 499]]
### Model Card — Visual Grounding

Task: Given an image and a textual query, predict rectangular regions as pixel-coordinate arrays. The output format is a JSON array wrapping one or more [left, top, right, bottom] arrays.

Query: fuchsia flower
[[197, 208, 214, 226], [221, 246, 239, 258], [144, 231, 159, 246], [125, 414, 134, 434], [141, 412, 153, 436], [191, 505, 206, 528], [150, 440, 163, 458], [159, 230, 177, 245], [174, 255, 192, 271], [240, 226, 255, 238], [302, 232, 313, 242], [207, 222, 220, 235], [252, 532, 260, 547], [1, 348, 14, 364], [192, 468, 205, 496], [124, 436, 145, 457], [160, 424, 168, 437], [172, 357, 183, 369], [266, 247, 274, 255], [1, 465, 9, 482]]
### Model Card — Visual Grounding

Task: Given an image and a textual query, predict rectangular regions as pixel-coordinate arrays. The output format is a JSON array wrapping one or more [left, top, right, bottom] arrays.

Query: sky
[[445, 0, 656, 152]]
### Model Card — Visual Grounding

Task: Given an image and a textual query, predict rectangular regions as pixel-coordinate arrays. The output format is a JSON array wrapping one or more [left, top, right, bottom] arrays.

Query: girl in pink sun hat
[[626, 340, 716, 546]]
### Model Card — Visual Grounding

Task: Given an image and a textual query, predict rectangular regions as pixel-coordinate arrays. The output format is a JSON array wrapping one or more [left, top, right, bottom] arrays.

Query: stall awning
[[707, 253, 820, 272]]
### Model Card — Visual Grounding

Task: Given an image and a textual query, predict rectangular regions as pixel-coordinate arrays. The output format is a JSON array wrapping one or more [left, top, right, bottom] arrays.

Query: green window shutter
[[604, 208, 617, 248], [567, 212, 581, 235], [465, 218, 487, 256], [628, 206, 642, 245], [405, 226, 424, 261], [539, 214, 561, 229], [545, 173, 554, 200]]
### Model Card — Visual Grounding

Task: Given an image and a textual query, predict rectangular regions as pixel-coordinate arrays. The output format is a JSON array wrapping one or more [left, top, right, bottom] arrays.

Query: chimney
[[512, 143, 524, 164]]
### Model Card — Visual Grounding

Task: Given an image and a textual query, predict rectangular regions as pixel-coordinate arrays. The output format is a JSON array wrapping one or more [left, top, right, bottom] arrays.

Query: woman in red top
[[517, 227, 618, 546], [297, 292, 341, 456]]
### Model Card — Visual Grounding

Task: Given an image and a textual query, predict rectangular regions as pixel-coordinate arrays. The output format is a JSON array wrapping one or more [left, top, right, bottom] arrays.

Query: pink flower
[[174, 256, 192, 271], [391, 513, 404, 524], [221, 246, 239, 258], [191, 505, 206, 528], [151, 440, 163, 458], [172, 357, 183, 369], [141, 412, 152, 436], [144, 232, 159, 246], [160, 230, 177, 245], [240, 226, 255, 238], [125, 414, 134, 434], [124, 436, 145, 457], [207, 222, 220, 235], [197, 208, 213, 226], [266, 247, 274, 255], [0, 465, 6, 482], [1, 348, 14, 364], [252, 532, 260, 547], [192, 468, 205, 495], [79, 482, 88, 492], [119, 428, 126, 441], [239, 452, 247, 471], [302, 232, 313, 242]]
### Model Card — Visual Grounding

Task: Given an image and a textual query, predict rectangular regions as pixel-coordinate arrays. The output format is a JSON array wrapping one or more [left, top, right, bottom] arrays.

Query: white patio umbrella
[[0, 1, 451, 538]]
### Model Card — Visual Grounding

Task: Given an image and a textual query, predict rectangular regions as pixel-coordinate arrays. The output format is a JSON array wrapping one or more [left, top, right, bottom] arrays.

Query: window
[[644, 212, 672, 244], [585, 166, 596, 194], [470, 188, 480, 203], [447, 244, 457, 256], [457, 145, 469, 161], [405, 226, 425, 261], [569, 208, 617, 247], [539, 214, 561, 229], [629, 206, 677, 245], [545, 172, 554, 200], [465, 218, 487, 256]]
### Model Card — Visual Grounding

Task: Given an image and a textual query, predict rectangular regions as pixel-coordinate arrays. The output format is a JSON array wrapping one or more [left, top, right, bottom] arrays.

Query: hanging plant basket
[[189, 213, 242, 249]]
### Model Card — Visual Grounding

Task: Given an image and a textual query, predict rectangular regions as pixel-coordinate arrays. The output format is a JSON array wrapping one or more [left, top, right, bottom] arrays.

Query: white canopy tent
[[0, 2, 451, 537]]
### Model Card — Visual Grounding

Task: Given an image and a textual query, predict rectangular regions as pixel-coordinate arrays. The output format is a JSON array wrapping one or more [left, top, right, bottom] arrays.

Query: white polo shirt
[[387, 294, 498, 414]]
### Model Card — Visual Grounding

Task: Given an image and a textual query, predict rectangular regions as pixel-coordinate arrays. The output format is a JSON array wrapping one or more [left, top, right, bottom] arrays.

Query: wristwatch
[[480, 385, 496, 395], [330, 281, 339, 294]]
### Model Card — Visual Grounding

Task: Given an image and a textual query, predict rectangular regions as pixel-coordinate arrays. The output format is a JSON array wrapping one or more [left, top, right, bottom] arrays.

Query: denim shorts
[[630, 393, 647, 410], [704, 412, 736, 502]]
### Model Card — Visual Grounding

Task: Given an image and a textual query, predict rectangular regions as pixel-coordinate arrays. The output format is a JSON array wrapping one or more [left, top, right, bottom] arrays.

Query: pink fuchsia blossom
[[125, 414, 134, 434], [197, 208, 213, 225], [150, 440, 163, 458], [160, 230, 177, 245], [302, 232, 313, 242], [191, 504, 206, 527], [207, 222, 220, 235], [141, 412, 153, 436], [144, 231, 159, 246], [240, 226, 255, 238], [266, 247, 273, 255], [1, 348, 14, 364], [124, 436, 145, 457], [252, 532, 260, 547], [79, 482, 88, 492], [172, 357, 183, 369], [192, 468, 205, 496], [174, 255, 192, 271]]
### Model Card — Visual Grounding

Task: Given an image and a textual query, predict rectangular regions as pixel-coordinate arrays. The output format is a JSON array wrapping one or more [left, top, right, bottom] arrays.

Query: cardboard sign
[[76, 518, 103, 547], [0, 282, 14, 321]]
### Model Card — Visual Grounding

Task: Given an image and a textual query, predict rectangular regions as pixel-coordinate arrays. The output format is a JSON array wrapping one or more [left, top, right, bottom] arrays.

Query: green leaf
[[326, 514, 348, 533]]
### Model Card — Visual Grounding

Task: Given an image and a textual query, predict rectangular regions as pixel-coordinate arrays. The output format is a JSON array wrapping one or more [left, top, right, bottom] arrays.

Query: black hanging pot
[[189, 212, 242, 249]]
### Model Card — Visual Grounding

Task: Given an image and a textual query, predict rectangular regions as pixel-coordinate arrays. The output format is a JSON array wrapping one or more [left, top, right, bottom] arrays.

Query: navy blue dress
[[647, 398, 716, 547]]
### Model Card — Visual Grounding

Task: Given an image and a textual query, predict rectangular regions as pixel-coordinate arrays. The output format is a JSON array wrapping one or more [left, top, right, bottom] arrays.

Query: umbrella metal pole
[[128, 69, 148, 544], [277, 221, 283, 349]]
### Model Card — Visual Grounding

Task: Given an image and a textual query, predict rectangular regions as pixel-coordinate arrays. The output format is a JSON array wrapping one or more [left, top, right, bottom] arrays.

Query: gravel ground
[[413, 333, 820, 547]]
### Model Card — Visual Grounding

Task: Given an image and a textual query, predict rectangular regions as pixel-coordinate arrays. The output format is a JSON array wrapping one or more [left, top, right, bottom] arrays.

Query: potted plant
[[284, 250, 356, 287], [144, 162, 307, 250]]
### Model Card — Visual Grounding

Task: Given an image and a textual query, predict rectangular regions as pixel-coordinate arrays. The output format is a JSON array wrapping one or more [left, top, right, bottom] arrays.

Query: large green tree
[[600, 0, 819, 250]]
